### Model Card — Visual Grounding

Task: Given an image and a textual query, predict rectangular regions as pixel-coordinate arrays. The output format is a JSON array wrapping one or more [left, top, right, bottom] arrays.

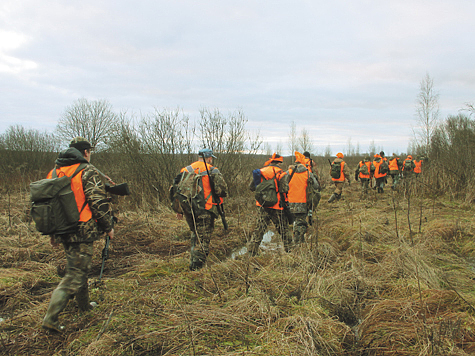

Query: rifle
[[280, 191, 295, 225], [99, 235, 110, 283], [200, 154, 228, 230]]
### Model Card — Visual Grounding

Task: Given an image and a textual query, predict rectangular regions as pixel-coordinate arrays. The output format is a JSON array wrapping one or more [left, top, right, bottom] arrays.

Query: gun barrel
[[105, 183, 131, 196]]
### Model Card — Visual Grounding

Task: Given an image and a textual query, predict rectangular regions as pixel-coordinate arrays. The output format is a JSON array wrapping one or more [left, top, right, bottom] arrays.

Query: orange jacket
[[287, 167, 308, 204], [414, 160, 422, 174], [373, 159, 387, 179], [256, 165, 286, 210], [331, 161, 346, 182], [47, 163, 92, 222], [181, 161, 222, 211], [358, 161, 371, 179]]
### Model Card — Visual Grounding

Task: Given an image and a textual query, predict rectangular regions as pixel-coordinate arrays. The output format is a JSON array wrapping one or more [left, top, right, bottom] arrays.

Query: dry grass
[[2, 182, 475, 355]]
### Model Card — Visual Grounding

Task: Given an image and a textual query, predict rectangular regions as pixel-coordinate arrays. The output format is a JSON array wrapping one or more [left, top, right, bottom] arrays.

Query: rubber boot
[[75, 283, 94, 311], [42, 289, 70, 332], [328, 193, 337, 203]]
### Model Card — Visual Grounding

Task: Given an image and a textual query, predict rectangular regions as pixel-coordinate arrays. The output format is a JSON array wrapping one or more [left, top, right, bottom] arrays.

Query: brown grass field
[[1, 176, 475, 355]]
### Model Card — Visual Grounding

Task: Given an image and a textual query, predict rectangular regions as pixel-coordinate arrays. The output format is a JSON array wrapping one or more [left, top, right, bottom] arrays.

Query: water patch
[[231, 231, 279, 259]]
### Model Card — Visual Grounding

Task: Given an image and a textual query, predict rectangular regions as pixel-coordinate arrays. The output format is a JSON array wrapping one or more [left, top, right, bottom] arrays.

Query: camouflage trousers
[[333, 181, 344, 195], [293, 213, 308, 244], [360, 178, 370, 194], [43, 242, 94, 327], [185, 211, 215, 270], [389, 173, 400, 188], [247, 207, 291, 255], [375, 177, 386, 192]]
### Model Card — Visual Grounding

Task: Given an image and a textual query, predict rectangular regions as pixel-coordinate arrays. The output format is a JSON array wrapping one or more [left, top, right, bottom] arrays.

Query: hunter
[[287, 152, 319, 245], [175, 148, 228, 271], [42, 137, 114, 333], [248, 153, 291, 255], [328, 152, 351, 203], [355, 156, 374, 194]]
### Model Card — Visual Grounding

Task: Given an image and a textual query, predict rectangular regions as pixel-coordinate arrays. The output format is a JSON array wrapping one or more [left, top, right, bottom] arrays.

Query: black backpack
[[30, 164, 87, 235], [255, 168, 279, 207]]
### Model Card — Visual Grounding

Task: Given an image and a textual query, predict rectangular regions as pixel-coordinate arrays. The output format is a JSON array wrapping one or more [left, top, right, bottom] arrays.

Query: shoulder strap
[[185, 165, 194, 173], [288, 167, 297, 183], [51, 163, 87, 179]]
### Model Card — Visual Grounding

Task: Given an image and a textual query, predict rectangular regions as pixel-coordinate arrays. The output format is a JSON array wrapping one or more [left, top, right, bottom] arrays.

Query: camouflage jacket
[[52, 148, 113, 244]]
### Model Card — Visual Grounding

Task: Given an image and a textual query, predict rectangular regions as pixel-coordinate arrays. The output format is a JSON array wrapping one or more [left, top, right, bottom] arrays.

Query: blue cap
[[198, 148, 216, 158]]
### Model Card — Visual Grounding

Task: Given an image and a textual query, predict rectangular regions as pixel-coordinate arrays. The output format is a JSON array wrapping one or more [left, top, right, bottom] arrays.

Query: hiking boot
[[189, 261, 204, 271], [42, 320, 65, 333]]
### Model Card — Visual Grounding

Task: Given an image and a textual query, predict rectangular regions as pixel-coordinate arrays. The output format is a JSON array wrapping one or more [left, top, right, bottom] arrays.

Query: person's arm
[[82, 167, 114, 234]]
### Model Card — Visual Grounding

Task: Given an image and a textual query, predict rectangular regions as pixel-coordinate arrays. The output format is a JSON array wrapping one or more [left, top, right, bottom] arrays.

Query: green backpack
[[330, 161, 342, 179], [30, 164, 87, 235], [255, 168, 279, 208], [359, 162, 369, 175], [379, 160, 389, 174], [170, 165, 210, 216]]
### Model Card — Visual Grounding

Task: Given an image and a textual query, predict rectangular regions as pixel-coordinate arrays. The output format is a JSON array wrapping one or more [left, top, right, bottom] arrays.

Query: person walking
[[42, 137, 114, 333], [414, 156, 423, 177], [372, 153, 388, 193], [175, 148, 228, 271], [328, 153, 350, 202], [388, 153, 402, 189], [287, 152, 319, 245], [302, 151, 321, 218], [402, 155, 416, 178], [248, 153, 291, 255], [355, 156, 374, 194]]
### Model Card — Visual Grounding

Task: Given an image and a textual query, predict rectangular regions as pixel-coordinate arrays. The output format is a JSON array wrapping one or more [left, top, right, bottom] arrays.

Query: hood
[[55, 147, 89, 167]]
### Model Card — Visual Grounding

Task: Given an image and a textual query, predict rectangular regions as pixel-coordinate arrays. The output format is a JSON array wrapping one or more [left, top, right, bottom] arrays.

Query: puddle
[[231, 231, 280, 259]]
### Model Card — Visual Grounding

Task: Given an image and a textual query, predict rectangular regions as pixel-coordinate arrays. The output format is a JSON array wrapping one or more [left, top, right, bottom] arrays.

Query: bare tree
[[415, 73, 439, 156], [288, 121, 297, 160], [57, 98, 120, 150], [369, 140, 376, 157], [199, 108, 262, 193], [346, 137, 355, 157], [324, 144, 332, 158], [298, 128, 313, 153]]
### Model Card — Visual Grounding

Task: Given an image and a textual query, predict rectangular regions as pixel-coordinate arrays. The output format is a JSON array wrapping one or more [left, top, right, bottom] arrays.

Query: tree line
[[1, 74, 475, 204]]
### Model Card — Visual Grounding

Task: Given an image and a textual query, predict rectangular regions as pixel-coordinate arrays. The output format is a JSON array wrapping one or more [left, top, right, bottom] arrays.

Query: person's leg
[[43, 242, 93, 331], [247, 208, 271, 256]]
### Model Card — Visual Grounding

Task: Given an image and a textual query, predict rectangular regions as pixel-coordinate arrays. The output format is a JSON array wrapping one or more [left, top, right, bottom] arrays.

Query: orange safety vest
[[331, 161, 346, 182], [358, 161, 371, 179], [181, 161, 223, 211], [389, 158, 399, 172], [256, 165, 285, 210], [414, 160, 422, 174], [373, 160, 387, 179], [47, 163, 92, 222], [287, 167, 308, 204]]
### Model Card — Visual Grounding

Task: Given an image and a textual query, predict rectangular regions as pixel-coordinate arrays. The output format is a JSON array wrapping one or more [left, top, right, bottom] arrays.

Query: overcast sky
[[1, 0, 474, 155]]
